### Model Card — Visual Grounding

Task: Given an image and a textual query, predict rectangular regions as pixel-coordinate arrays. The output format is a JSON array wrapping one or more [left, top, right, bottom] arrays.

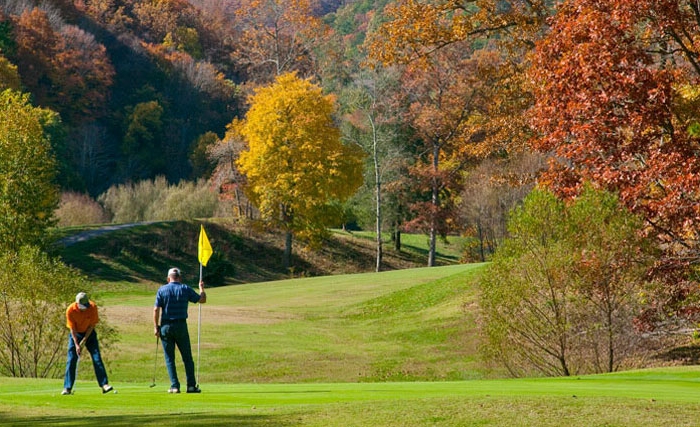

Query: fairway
[[5, 264, 700, 425], [2, 368, 700, 426]]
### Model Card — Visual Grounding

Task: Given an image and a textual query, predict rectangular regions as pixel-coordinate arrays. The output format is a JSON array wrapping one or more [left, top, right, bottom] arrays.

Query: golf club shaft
[[72, 337, 86, 394], [151, 335, 159, 386]]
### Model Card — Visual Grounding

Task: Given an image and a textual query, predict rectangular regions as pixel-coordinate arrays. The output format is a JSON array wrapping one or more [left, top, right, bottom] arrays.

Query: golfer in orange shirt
[[62, 292, 113, 395]]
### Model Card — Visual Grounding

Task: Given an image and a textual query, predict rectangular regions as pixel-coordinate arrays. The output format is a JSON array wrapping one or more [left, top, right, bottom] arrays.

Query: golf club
[[72, 337, 86, 395], [150, 336, 159, 387]]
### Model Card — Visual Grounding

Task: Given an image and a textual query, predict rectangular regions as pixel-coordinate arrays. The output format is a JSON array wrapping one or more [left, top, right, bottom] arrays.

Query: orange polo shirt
[[65, 302, 99, 333]]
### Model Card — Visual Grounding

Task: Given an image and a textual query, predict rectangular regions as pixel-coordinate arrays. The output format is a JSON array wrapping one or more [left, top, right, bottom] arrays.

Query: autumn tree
[[397, 47, 506, 266], [459, 150, 545, 262], [231, 0, 329, 83], [528, 0, 700, 326], [209, 119, 253, 218], [237, 72, 364, 269], [367, 0, 552, 152], [12, 7, 114, 124], [132, 0, 207, 59], [0, 54, 20, 91], [0, 90, 60, 252], [366, 1, 553, 266]]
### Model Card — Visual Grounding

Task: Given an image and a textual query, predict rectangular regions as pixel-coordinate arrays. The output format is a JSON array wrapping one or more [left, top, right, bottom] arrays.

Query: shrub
[[98, 177, 219, 223], [54, 192, 109, 226], [480, 185, 659, 377]]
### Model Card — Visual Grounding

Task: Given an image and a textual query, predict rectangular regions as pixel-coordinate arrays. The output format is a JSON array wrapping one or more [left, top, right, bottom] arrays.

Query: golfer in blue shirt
[[154, 267, 207, 393]]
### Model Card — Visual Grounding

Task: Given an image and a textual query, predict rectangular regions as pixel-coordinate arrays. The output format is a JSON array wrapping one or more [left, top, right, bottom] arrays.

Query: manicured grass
[[3, 367, 700, 425], [339, 230, 468, 265]]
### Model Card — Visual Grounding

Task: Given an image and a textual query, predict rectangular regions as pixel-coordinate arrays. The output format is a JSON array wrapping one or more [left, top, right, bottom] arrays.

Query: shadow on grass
[[2, 413, 294, 426]]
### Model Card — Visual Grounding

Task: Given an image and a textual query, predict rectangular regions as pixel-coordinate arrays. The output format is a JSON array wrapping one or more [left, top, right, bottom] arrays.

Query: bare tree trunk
[[393, 225, 401, 252], [283, 230, 292, 271], [428, 143, 440, 267], [428, 227, 437, 267], [476, 220, 486, 262], [282, 203, 293, 271], [371, 115, 383, 272], [376, 181, 383, 272]]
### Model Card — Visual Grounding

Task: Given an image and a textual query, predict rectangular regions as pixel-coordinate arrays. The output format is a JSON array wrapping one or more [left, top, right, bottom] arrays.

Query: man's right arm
[[198, 280, 207, 304], [153, 306, 161, 337]]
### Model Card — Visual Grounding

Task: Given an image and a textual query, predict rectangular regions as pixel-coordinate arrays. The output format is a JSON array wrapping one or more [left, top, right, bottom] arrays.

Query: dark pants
[[160, 321, 196, 389], [63, 331, 109, 390]]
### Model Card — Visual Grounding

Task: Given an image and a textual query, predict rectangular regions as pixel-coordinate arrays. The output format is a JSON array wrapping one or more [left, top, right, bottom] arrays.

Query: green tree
[[340, 66, 406, 272], [121, 100, 165, 178], [481, 186, 657, 377], [237, 72, 364, 269], [0, 89, 59, 252], [189, 131, 219, 179], [0, 54, 20, 91]]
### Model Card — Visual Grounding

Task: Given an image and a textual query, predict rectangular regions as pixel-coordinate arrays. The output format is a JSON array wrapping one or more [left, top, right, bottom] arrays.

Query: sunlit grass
[[101, 264, 487, 384], [3, 368, 700, 426]]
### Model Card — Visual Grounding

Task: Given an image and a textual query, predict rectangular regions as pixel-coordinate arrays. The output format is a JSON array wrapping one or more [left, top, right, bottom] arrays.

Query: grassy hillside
[[51, 221, 484, 383], [104, 263, 488, 384]]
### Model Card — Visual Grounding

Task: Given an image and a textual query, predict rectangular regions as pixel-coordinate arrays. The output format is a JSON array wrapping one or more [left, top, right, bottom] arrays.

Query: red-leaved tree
[[528, 0, 700, 327]]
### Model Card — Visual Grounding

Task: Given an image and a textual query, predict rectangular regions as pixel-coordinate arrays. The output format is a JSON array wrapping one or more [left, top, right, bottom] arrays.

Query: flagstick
[[196, 224, 212, 389], [197, 261, 202, 387]]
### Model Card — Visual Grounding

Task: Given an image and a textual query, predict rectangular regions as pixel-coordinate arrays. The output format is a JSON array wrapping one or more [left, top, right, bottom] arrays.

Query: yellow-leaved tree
[[237, 72, 364, 269]]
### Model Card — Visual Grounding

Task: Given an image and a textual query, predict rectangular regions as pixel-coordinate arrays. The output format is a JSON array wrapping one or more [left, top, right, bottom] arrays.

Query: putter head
[[149, 383, 156, 388]]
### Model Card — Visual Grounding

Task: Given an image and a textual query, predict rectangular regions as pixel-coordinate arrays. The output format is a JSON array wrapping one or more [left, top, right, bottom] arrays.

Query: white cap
[[76, 292, 90, 310], [167, 267, 181, 278]]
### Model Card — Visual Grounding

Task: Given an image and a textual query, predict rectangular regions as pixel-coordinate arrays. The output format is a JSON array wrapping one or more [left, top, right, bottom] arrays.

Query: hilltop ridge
[[54, 220, 468, 286]]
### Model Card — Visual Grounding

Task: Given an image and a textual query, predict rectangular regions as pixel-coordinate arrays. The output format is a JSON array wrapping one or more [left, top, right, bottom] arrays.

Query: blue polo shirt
[[155, 282, 201, 322]]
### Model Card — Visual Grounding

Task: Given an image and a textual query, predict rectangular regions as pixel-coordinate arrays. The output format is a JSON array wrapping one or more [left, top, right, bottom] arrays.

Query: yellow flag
[[198, 225, 213, 267]]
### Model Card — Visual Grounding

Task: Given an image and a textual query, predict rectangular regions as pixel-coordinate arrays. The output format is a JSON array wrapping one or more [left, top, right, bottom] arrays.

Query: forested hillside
[[2, 0, 240, 193], [0, 0, 384, 195]]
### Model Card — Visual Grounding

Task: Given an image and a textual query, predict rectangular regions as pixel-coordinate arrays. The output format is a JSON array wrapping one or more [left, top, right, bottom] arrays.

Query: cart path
[[58, 221, 157, 246]]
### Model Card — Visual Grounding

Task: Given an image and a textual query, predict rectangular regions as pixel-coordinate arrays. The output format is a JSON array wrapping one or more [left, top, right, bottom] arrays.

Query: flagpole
[[196, 224, 212, 388], [197, 261, 202, 387]]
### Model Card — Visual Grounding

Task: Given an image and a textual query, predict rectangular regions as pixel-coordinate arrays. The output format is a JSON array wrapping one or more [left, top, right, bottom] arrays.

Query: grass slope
[[53, 220, 468, 286], [104, 264, 487, 384]]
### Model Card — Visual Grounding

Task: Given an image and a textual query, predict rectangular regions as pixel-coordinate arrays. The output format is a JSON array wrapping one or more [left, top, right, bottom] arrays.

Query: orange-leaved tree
[[399, 47, 504, 266], [236, 72, 364, 269], [13, 8, 114, 125], [528, 0, 700, 326], [366, 0, 554, 266], [232, 0, 328, 83]]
